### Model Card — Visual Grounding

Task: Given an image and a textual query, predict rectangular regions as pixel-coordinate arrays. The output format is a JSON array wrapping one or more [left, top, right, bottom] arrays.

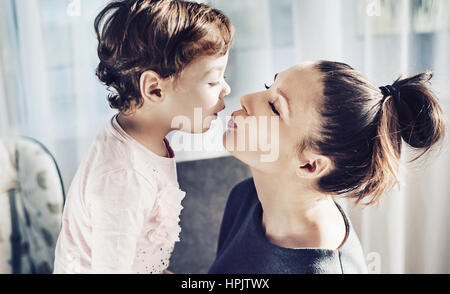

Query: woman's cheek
[[244, 116, 279, 163]]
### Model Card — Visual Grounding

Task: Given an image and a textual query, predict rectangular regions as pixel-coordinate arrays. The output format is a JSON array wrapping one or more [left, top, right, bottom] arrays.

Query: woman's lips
[[228, 109, 247, 129], [228, 117, 237, 129]]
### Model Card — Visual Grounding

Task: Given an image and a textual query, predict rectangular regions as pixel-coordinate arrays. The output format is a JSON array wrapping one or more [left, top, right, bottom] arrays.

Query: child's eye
[[269, 101, 280, 116], [264, 83, 271, 90], [209, 82, 220, 87]]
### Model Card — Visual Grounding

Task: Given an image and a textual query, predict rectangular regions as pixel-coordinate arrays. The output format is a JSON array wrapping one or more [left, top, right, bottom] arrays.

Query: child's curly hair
[[94, 0, 234, 113]]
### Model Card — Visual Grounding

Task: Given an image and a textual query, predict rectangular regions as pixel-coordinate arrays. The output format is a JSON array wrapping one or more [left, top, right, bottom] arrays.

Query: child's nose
[[221, 81, 231, 97]]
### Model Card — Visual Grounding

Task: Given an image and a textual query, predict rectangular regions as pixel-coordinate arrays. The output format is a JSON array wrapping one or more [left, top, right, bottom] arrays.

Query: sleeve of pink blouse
[[86, 168, 156, 274]]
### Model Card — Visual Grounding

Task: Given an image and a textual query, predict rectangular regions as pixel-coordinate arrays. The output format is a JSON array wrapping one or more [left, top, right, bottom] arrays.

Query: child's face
[[163, 52, 231, 133]]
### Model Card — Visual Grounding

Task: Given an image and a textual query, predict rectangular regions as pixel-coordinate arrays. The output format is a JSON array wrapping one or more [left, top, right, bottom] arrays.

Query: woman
[[208, 61, 445, 274]]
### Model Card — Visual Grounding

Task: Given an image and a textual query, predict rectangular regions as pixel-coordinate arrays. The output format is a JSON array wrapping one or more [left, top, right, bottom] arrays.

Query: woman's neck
[[117, 112, 172, 158], [250, 167, 346, 249]]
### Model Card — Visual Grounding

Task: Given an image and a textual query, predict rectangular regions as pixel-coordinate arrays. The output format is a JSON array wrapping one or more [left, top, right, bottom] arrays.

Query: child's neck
[[117, 112, 172, 158]]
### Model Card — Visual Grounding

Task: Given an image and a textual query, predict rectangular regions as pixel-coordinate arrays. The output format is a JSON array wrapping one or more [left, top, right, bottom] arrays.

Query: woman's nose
[[240, 94, 252, 115]]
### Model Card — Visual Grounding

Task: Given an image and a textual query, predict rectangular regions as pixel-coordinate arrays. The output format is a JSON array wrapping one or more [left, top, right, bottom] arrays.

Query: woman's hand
[[163, 269, 174, 274]]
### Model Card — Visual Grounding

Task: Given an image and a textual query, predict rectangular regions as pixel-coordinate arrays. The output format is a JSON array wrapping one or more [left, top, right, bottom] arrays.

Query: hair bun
[[379, 85, 398, 99], [390, 71, 444, 150]]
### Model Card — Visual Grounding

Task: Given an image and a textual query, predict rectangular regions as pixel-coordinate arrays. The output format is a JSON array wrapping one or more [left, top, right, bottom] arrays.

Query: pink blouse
[[53, 114, 186, 274]]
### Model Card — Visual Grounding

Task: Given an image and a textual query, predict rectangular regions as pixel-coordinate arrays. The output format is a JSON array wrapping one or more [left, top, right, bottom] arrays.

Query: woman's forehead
[[280, 62, 320, 84], [278, 63, 323, 113], [278, 64, 324, 144]]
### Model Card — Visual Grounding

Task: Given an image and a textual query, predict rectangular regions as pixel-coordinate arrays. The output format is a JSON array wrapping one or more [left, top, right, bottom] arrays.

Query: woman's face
[[223, 61, 324, 174]]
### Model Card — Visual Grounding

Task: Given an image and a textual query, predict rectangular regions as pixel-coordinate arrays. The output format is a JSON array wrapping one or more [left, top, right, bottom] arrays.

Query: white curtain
[[0, 0, 114, 188], [1, 0, 449, 273]]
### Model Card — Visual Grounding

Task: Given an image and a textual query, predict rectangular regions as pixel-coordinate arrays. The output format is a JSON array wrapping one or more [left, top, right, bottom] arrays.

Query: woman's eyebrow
[[277, 87, 291, 116], [272, 72, 291, 117]]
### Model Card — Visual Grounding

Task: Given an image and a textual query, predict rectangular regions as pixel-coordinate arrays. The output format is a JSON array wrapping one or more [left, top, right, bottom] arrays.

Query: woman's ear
[[295, 151, 332, 180], [140, 70, 164, 104]]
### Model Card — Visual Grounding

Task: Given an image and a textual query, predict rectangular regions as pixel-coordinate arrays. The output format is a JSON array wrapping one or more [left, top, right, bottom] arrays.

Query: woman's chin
[[222, 131, 231, 151], [222, 128, 236, 151], [222, 132, 280, 173], [222, 131, 252, 165]]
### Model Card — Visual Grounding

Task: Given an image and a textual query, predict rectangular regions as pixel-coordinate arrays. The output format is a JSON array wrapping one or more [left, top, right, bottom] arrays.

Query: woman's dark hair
[[94, 0, 234, 113], [310, 61, 446, 205]]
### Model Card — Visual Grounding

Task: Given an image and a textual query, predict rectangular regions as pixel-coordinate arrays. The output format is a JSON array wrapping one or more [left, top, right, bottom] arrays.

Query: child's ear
[[140, 70, 164, 104]]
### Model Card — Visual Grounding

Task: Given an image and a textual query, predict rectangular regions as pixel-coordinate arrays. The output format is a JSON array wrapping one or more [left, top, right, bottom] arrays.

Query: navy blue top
[[208, 178, 368, 274]]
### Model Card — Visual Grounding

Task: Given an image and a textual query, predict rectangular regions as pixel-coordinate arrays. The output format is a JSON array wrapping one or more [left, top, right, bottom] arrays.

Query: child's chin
[[193, 125, 213, 134]]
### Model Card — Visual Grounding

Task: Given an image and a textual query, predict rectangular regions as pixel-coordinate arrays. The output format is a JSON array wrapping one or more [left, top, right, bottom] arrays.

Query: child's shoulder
[[80, 117, 171, 192], [81, 133, 155, 185], [89, 166, 158, 191], [84, 118, 140, 171]]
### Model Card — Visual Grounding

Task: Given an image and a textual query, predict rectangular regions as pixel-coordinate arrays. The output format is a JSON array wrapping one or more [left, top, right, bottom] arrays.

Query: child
[[53, 0, 234, 274]]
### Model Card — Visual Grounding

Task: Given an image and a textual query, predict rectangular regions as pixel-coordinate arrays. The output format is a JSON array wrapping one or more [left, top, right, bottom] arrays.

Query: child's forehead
[[184, 53, 229, 77]]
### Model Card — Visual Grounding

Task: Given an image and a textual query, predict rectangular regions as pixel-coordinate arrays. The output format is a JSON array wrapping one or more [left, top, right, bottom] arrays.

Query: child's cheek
[[199, 88, 220, 109]]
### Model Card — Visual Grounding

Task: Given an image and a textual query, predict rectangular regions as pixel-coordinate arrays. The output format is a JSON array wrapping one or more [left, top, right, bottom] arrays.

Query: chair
[[0, 137, 65, 274]]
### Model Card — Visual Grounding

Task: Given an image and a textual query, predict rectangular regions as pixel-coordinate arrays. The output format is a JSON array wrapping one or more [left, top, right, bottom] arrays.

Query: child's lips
[[213, 105, 226, 116]]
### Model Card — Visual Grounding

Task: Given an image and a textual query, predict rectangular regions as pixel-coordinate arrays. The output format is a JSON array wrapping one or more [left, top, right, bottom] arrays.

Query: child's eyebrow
[[203, 66, 224, 78]]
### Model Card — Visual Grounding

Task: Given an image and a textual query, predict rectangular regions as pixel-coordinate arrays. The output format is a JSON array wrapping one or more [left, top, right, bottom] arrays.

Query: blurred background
[[0, 0, 449, 274]]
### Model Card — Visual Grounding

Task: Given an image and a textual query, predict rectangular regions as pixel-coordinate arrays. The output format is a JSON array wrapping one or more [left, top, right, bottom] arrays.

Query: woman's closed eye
[[269, 101, 280, 116], [264, 84, 280, 116]]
